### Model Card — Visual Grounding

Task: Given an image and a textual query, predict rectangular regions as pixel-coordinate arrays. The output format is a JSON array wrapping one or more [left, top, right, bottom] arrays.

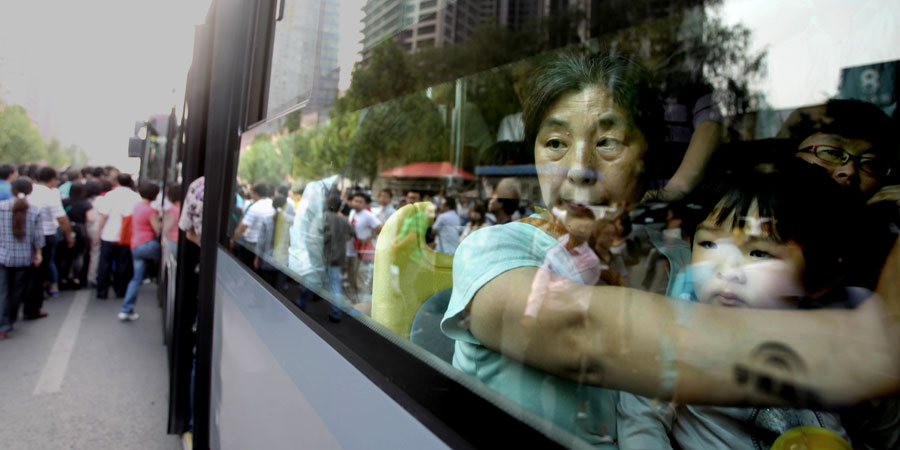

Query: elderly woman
[[440, 51, 900, 447]]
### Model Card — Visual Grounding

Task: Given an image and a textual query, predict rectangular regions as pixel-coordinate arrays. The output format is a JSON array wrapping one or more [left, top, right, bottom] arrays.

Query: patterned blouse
[[0, 199, 44, 267]]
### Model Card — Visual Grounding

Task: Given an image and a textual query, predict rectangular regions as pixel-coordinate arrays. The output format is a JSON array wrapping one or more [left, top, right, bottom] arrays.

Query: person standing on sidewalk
[[0, 178, 45, 337], [119, 182, 161, 321]]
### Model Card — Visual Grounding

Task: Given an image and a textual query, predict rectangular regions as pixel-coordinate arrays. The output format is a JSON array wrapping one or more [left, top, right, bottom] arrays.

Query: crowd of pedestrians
[[0, 162, 179, 340]]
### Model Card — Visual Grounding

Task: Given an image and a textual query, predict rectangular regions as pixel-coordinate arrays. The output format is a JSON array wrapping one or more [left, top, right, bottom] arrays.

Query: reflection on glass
[[230, 0, 900, 447]]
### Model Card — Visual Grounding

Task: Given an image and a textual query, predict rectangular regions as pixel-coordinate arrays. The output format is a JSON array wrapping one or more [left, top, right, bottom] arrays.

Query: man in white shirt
[[374, 189, 396, 225], [432, 196, 462, 255], [94, 174, 141, 299], [29, 167, 75, 297], [346, 192, 381, 303], [230, 183, 274, 268]]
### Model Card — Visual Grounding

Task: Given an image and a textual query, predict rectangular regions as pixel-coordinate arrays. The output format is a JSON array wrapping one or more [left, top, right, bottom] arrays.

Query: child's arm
[[617, 392, 676, 450]]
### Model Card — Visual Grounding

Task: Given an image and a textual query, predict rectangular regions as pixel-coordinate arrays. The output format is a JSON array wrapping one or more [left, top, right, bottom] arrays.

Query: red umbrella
[[379, 162, 477, 180]]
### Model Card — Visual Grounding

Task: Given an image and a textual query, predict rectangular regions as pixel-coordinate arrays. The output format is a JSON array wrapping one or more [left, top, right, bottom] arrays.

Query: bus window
[[227, 0, 900, 447]]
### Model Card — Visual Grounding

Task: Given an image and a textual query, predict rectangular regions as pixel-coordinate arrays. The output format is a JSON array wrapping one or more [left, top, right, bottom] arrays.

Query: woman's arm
[[469, 242, 900, 407], [649, 121, 723, 202], [149, 211, 162, 235]]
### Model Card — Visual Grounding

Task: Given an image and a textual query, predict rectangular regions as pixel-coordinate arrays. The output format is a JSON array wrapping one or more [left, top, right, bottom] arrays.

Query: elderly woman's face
[[534, 86, 648, 238]]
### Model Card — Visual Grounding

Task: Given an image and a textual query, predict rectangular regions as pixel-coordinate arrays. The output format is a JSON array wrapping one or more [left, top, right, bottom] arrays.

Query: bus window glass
[[232, 0, 900, 448]]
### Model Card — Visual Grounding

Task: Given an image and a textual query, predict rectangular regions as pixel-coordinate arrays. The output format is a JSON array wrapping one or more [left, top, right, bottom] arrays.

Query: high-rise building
[[267, 0, 342, 121], [360, 0, 548, 60]]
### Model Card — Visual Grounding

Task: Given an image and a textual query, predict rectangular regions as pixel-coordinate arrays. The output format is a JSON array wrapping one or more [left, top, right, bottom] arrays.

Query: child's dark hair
[[682, 158, 865, 294]]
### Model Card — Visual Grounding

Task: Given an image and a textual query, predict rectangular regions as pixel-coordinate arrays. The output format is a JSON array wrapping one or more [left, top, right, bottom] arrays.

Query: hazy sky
[[0, 0, 897, 174], [0, 0, 211, 173]]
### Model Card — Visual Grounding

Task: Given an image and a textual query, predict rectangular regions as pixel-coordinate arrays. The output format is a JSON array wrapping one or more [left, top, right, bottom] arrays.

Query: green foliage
[[0, 104, 48, 165], [339, 40, 421, 111], [237, 132, 292, 185], [45, 138, 69, 168], [0, 94, 87, 167]]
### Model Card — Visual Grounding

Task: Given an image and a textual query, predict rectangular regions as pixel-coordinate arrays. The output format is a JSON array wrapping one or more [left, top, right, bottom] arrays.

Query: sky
[[0, 0, 212, 173], [716, 0, 900, 109], [0, 0, 897, 174]]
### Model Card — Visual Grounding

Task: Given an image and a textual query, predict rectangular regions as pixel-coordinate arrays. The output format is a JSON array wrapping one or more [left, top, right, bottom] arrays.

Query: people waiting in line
[[30, 167, 75, 297], [0, 164, 16, 201], [230, 182, 274, 268], [459, 199, 488, 243], [346, 191, 381, 303], [119, 182, 162, 321], [322, 194, 352, 322], [0, 177, 46, 335], [432, 196, 461, 255], [94, 173, 141, 299], [57, 182, 94, 290]]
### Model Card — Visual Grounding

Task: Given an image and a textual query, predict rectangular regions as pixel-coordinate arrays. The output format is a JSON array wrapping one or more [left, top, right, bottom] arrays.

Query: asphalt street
[[0, 283, 180, 450]]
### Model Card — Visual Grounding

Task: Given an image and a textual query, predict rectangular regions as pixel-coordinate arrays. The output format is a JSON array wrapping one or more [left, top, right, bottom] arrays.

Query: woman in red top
[[119, 182, 161, 321]]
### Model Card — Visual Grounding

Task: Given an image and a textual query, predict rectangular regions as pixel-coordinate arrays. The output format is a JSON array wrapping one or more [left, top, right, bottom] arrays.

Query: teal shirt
[[58, 181, 72, 199], [442, 218, 691, 448], [442, 219, 619, 448]]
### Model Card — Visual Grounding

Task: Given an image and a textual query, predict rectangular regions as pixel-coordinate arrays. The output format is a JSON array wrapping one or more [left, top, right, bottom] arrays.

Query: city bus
[[160, 0, 900, 448]]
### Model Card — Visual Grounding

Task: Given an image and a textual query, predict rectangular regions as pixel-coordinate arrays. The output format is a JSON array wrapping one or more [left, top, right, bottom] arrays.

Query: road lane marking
[[33, 290, 91, 395]]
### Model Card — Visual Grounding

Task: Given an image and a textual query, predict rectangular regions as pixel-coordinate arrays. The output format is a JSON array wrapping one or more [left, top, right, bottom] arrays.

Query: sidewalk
[[0, 284, 180, 450]]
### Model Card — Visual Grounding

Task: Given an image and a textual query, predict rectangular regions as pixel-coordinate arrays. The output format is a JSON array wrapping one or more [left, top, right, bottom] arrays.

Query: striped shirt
[[0, 199, 44, 267]]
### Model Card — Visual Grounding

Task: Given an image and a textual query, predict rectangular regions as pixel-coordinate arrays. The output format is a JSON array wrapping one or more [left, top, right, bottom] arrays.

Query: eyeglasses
[[799, 145, 892, 177]]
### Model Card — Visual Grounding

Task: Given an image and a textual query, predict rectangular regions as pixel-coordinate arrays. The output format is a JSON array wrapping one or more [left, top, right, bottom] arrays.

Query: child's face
[[690, 204, 806, 309]]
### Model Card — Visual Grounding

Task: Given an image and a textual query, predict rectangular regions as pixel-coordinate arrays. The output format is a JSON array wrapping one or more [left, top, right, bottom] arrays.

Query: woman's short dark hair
[[272, 195, 287, 210], [86, 180, 103, 198], [523, 51, 663, 158], [37, 166, 58, 183], [0, 164, 15, 180], [444, 196, 457, 211], [252, 183, 271, 197], [138, 181, 160, 201], [69, 182, 87, 201], [117, 174, 134, 188], [166, 183, 182, 203]]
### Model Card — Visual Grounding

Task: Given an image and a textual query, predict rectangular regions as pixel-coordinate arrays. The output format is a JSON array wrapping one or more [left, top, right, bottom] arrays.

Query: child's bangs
[[710, 189, 782, 242]]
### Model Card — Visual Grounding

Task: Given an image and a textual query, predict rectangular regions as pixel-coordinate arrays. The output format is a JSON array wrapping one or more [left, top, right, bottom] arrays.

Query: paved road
[[0, 284, 181, 450]]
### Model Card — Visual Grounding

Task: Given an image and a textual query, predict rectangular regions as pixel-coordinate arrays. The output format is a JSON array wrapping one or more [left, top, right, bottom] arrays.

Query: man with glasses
[[779, 99, 897, 201]]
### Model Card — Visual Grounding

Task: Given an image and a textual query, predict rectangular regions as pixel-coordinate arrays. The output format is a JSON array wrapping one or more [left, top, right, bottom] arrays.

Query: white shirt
[[96, 187, 142, 242], [28, 184, 66, 236], [374, 203, 396, 225], [496, 112, 524, 142], [432, 209, 461, 255], [347, 208, 381, 258], [241, 197, 274, 243]]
